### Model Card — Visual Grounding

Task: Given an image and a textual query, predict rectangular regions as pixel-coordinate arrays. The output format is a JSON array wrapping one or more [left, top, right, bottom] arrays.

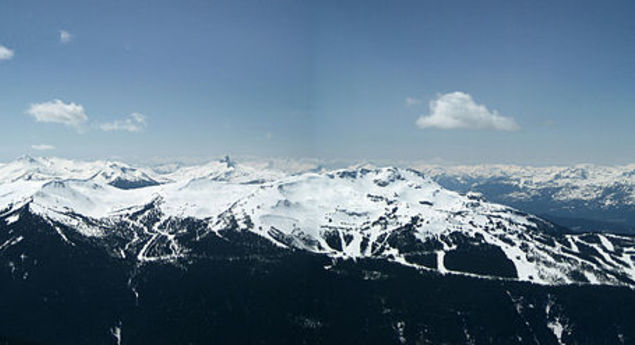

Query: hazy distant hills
[[416, 164, 635, 234]]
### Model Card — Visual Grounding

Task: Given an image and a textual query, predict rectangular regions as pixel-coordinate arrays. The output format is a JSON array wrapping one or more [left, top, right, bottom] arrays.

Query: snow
[[0, 156, 166, 185], [394, 321, 406, 344], [230, 168, 473, 255], [416, 163, 635, 207], [598, 234, 615, 252], [51, 223, 74, 246], [5, 213, 19, 225], [0, 236, 24, 251], [1, 156, 635, 288], [436, 251, 447, 274], [566, 236, 579, 253], [545, 297, 567, 345], [548, 319, 565, 344], [33, 180, 149, 218], [110, 323, 122, 345]]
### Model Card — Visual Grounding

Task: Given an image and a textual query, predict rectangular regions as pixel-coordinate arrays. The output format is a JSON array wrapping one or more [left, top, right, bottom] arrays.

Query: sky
[[1, 0, 634, 165]]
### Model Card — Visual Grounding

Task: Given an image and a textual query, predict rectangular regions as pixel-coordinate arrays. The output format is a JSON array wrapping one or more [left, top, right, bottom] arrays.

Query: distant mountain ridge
[[416, 163, 635, 233]]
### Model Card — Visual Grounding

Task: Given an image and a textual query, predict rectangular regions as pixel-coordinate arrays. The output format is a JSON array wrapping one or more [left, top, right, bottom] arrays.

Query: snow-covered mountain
[[0, 155, 166, 187], [415, 164, 635, 233], [1, 156, 634, 288]]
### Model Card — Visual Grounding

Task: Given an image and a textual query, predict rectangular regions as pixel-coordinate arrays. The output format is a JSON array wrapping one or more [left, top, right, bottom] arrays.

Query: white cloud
[[31, 144, 55, 151], [406, 97, 422, 106], [100, 112, 148, 132], [0, 45, 14, 60], [415, 92, 519, 131], [59, 30, 73, 44], [26, 99, 88, 130]]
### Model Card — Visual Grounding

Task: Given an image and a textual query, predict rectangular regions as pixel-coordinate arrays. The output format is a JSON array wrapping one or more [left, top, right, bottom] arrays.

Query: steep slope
[[1, 204, 635, 345]]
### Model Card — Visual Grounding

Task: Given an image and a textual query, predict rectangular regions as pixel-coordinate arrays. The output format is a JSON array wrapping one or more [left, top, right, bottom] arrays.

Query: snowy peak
[[226, 167, 498, 250], [89, 162, 162, 189], [219, 155, 235, 168], [0, 156, 165, 189], [0, 155, 56, 182], [32, 179, 155, 219], [164, 156, 284, 185]]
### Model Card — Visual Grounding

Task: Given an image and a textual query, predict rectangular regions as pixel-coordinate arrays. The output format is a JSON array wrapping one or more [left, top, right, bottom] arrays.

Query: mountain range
[[416, 164, 635, 234], [1, 156, 634, 344]]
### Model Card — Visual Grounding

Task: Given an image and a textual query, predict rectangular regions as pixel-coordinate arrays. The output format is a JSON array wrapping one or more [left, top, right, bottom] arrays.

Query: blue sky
[[1, 0, 634, 164]]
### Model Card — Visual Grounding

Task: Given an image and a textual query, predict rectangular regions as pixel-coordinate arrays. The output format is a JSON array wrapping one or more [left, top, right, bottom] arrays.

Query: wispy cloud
[[26, 99, 88, 130], [0, 45, 14, 60], [59, 30, 73, 44], [31, 144, 56, 151], [415, 92, 519, 131], [406, 97, 422, 107], [100, 113, 148, 132]]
